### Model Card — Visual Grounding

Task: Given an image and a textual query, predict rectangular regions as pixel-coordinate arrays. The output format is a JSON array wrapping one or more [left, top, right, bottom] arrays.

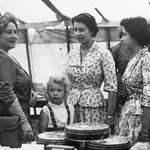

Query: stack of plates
[[37, 131, 66, 145], [65, 122, 110, 142], [86, 135, 132, 150]]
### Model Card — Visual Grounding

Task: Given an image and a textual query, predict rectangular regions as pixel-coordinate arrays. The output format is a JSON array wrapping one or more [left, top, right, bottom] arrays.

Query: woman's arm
[[136, 106, 150, 142], [137, 55, 150, 142], [29, 89, 37, 107], [101, 49, 117, 128], [0, 58, 16, 106], [141, 106, 150, 134], [106, 91, 116, 127], [107, 91, 117, 117]]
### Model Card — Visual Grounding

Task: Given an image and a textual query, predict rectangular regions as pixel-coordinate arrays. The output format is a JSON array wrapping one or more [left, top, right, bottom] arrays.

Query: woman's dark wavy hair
[[72, 13, 99, 37], [0, 12, 18, 34], [120, 16, 150, 46]]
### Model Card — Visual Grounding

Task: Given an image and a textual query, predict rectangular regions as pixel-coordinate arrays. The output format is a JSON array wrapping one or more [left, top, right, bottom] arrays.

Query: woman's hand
[[20, 121, 34, 143], [106, 117, 115, 126], [106, 117, 115, 134], [136, 132, 149, 142]]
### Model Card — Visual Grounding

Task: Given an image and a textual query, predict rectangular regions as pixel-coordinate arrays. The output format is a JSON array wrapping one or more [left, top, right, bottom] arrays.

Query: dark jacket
[[0, 51, 32, 115]]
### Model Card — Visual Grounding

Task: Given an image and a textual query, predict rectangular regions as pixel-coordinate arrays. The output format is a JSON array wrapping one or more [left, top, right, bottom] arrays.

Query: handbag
[[0, 115, 21, 148]]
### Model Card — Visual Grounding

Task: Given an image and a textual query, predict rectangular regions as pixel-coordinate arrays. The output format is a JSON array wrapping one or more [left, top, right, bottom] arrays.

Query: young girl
[[39, 73, 74, 133]]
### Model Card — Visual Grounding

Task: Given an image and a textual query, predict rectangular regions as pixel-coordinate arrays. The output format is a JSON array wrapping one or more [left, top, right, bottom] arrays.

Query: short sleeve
[[68, 104, 74, 123], [101, 49, 117, 92], [141, 55, 150, 107], [42, 105, 49, 115]]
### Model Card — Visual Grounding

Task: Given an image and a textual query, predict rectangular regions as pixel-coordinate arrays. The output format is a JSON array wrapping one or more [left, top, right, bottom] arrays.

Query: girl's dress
[[42, 101, 74, 130]]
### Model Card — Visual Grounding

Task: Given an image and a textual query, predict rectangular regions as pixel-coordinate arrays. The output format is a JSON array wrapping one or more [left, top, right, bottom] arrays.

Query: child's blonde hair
[[46, 73, 71, 101]]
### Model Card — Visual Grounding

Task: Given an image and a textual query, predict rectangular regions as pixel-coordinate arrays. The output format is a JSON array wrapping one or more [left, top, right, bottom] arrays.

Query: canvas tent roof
[[1, 0, 150, 23]]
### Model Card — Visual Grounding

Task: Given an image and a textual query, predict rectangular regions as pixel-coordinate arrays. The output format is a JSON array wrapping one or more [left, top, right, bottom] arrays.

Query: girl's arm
[[39, 109, 49, 133]]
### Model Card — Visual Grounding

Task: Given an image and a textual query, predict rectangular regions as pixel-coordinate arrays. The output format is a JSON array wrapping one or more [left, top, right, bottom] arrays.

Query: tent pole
[[105, 27, 111, 50], [65, 21, 70, 53], [25, 29, 33, 82], [25, 29, 37, 115]]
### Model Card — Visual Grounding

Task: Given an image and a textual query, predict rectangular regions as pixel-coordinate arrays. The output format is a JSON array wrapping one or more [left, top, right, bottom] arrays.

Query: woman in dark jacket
[[0, 12, 35, 143]]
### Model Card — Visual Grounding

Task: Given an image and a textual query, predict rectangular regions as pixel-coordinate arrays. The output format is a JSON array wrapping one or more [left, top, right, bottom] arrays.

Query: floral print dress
[[66, 41, 117, 123], [116, 47, 150, 144], [111, 41, 132, 116]]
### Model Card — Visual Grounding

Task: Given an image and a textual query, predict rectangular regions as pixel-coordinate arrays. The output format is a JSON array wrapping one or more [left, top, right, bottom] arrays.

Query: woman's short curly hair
[[0, 12, 18, 34], [46, 73, 71, 100], [120, 16, 150, 46], [72, 13, 99, 37]]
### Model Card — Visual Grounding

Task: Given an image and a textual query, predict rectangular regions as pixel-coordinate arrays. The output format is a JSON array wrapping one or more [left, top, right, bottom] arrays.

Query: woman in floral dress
[[116, 16, 150, 144], [65, 13, 117, 126]]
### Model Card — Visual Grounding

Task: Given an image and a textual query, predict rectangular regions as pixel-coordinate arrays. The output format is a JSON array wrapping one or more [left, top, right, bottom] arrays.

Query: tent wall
[[17, 29, 26, 43], [18, 26, 119, 44], [28, 43, 68, 84]]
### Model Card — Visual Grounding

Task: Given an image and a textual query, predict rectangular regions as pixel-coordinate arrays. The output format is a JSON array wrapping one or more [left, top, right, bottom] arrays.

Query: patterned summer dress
[[66, 41, 117, 123], [111, 41, 132, 116], [116, 47, 150, 144]]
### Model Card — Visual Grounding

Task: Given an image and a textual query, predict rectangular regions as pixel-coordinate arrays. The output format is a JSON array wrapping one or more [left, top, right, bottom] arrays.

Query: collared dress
[[65, 41, 117, 123], [42, 101, 74, 129], [116, 47, 150, 144]]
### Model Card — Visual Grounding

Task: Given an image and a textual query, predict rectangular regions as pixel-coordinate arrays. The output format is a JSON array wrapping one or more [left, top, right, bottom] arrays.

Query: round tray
[[130, 142, 150, 150], [65, 122, 110, 141], [86, 135, 132, 150], [37, 131, 66, 145]]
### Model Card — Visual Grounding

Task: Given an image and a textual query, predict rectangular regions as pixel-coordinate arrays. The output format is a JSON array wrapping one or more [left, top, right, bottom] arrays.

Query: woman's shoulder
[[140, 48, 150, 59], [68, 45, 79, 56], [94, 42, 111, 53], [93, 42, 113, 59], [0, 52, 13, 62], [0, 54, 15, 70]]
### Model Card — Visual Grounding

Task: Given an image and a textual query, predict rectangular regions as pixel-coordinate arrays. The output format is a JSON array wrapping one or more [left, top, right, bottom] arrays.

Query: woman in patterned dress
[[116, 16, 150, 144], [111, 26, 133, 116], [65, 13, 117, 126]]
